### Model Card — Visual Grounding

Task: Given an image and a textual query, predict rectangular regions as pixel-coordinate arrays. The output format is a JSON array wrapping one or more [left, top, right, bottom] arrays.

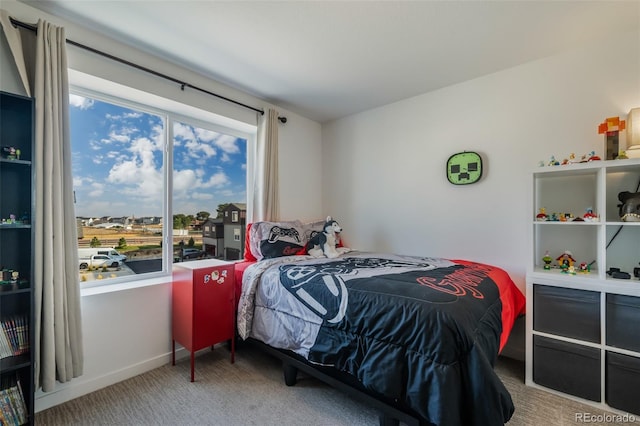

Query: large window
[[69, 82, 252, 287]]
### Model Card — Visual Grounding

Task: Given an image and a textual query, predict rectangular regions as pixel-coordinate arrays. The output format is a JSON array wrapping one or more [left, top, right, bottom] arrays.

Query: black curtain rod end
[[278, 116, 287, 124]]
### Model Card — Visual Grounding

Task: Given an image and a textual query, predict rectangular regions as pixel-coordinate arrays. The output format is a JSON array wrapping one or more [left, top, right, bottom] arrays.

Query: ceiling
[[20, 1, 640, 123]]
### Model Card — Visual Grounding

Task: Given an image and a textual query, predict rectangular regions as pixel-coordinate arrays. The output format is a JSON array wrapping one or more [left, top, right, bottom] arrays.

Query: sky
[[69, 94, 247, 219]]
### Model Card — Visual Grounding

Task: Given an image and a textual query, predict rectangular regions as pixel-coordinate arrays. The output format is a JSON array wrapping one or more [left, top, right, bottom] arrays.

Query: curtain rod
[[9, 17, 265, 116]]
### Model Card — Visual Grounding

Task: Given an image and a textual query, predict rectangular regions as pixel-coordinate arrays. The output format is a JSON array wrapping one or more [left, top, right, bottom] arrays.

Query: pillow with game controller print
[[249, 220, 306, 260]]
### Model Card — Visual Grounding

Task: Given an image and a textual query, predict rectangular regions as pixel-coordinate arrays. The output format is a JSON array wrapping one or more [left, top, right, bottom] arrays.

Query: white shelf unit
[[526, 158, 640, 417]]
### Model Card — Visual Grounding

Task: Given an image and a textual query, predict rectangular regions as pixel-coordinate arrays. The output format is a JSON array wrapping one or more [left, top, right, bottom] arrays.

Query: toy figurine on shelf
[[1, 146, 18, 160], [559, 213, 574, 222], [579, 262, 592, 274], [542, 251, 553, 270], [583, 208, 599, 222], [598, 116, 626, 160], [560, 154, 578, 165], [536, 208, 548, 221], [556, 250, 575, 269], [548, 156, 560, 166], [587, 151, 601, 162]]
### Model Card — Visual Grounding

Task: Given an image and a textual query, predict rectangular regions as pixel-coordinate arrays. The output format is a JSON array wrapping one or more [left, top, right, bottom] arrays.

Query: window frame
[[69, 71, 256, 291]]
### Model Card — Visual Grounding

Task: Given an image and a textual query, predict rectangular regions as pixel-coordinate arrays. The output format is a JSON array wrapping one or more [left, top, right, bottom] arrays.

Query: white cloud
[[172, 166, 231, 212], [69, 94, 94, 110], [184, 140, 216, 158], [214, 134, 240, 154], [106, 136, 164, 199], [88, 182, 104, 198], [107, 131, 130, 143], [191, 192, 214, 200], [173, 169, 198, 193], [203, 171, 230, 188]]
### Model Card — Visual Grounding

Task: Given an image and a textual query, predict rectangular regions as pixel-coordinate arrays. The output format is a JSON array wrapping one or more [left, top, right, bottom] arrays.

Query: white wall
[[3, 0, 638, 412], [0, 0, 322, 411], [322, 29, 640, 293]]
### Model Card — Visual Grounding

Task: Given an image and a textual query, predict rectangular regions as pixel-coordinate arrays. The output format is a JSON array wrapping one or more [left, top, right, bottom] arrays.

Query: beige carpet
[[35, 344, 636, 426]]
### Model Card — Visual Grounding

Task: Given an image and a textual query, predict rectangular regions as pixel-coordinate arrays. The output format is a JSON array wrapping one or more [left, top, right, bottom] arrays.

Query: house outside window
[[219, 203, 246, 260], [69, 75, 254, 288]]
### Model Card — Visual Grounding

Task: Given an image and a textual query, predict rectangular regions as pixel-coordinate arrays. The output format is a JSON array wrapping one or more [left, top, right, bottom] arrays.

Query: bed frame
[[247, 338, 425, 426], [245, 314, 526, 426]]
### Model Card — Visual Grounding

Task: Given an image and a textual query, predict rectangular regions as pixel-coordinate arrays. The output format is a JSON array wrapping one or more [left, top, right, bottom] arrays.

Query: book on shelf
[[0, 316, 29, 359], [0, 327, 12, 359], [0, 379, 28, 425]]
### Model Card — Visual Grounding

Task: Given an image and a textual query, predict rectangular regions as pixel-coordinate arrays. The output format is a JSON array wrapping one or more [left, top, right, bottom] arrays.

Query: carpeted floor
[[35, 344, 636, 426]]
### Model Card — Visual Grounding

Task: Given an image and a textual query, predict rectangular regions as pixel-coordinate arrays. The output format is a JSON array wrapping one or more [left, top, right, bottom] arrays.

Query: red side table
[[172, 259, 235, 382]]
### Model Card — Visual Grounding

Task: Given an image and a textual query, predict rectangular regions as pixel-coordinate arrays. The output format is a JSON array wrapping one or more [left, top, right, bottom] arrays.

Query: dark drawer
[[606, 352, 640, 415], [606, 294, 640, 352], [533, 335, 601, 402], [533, 284, 600, 343]]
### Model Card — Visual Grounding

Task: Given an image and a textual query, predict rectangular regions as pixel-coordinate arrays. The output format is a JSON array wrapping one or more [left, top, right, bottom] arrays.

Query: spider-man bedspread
[[237, 252, 525, 426]]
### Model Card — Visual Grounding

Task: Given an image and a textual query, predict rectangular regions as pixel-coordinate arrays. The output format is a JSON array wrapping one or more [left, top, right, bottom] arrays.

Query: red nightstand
[[172, 259, 235, 382]]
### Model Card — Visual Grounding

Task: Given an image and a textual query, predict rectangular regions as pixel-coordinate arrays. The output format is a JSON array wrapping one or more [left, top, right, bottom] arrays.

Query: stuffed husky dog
[[307, 216, 345, 258]]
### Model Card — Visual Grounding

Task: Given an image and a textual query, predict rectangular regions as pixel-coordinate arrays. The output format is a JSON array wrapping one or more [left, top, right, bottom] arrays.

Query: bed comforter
[[237, 252, 525, 426]]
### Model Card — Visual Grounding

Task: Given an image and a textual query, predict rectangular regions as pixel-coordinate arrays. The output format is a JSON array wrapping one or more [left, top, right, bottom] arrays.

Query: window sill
[[80, 274, 171, 298]]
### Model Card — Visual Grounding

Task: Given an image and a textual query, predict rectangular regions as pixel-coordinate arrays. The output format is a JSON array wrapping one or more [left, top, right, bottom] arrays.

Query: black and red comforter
[[237, 252, 525, 425]]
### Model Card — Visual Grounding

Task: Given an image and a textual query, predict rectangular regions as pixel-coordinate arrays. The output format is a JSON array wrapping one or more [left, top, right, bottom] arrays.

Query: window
[[234, 228, 241, 242], [232, 211, 239, 222], [172, 120, 247, 260], [69, 76, 254, 288]]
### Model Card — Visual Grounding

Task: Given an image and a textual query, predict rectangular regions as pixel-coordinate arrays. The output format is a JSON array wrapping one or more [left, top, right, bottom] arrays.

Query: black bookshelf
[[0, 91, 35, 426]]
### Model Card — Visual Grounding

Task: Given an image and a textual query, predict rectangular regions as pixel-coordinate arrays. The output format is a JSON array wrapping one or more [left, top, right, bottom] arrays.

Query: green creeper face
[[446, 152, 483, 185]]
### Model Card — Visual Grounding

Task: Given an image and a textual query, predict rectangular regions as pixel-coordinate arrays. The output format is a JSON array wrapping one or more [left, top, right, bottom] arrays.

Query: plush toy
[[307, 216, 349, 258], [618, 191, 640, 222]]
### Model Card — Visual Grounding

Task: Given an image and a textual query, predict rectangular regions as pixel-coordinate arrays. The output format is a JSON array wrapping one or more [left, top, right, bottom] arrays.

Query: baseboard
[[34, 347, 192, 412]]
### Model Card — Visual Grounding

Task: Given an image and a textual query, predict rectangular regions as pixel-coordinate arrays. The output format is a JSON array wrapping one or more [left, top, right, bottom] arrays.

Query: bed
[[235, 221, 526, 426]]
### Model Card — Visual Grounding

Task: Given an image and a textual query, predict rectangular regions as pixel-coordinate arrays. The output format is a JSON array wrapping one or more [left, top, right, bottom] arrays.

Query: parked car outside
[[79, 254, 120, 270], [78, 248, 127, 263], [181, 248, 205, 260]]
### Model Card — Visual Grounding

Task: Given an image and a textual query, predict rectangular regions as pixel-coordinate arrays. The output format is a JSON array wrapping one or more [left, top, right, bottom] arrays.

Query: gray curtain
[[252, 108, 280, 221], [1, 11, 84, 392]]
